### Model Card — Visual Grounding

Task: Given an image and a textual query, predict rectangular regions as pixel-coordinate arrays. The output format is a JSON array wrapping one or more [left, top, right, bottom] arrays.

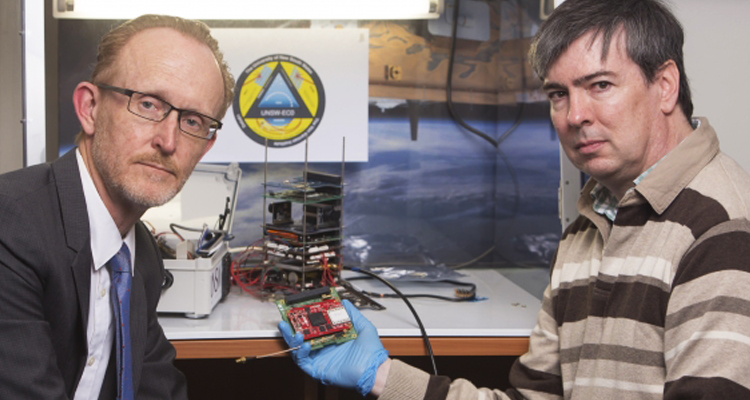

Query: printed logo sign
[[233, 54, 325, 148]]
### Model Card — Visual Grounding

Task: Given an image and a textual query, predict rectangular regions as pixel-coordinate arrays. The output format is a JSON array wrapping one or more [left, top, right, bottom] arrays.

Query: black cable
[[347, 277, 477, 302], [344, 266, 439, 376], [169, 223, 234, 241], [360, 292, 472, 302], [445, 0, 496, 148], [445, 0, 525, 149], [448, 245, 495, 269], [499, 0, 526, 217], [169, 223, 218, 234], [445, 0, 523, 217]]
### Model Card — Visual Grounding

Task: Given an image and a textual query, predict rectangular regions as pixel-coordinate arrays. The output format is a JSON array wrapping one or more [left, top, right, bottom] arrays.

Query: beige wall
[[671, 0, 750, 173], [0, 0, 24, 173]]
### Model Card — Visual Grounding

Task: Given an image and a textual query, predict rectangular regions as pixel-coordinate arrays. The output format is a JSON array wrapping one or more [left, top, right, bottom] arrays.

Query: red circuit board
[[286, 299, 352, 340]]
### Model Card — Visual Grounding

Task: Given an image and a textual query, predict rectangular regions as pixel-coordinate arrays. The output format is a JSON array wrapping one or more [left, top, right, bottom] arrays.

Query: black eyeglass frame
[[95, 83, 222, 140]]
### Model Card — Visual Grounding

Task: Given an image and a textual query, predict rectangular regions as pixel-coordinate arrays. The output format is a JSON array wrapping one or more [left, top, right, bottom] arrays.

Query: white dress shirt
[[74, 149, 136, 400]]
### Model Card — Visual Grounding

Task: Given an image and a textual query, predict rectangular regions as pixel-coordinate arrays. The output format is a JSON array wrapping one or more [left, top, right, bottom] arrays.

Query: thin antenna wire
[[301, 135, 310, 289], [263, 138, 268, 231], [340, 137, 346, 281], [262, 138, 269, 291], [235, 345, 302, 363]]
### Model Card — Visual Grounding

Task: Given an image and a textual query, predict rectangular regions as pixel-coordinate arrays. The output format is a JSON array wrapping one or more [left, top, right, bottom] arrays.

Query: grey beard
[[91, 137, 184, 209]]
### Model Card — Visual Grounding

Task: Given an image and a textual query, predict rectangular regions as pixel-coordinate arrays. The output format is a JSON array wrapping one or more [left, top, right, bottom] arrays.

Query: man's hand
[[278, 299, 389, 396]]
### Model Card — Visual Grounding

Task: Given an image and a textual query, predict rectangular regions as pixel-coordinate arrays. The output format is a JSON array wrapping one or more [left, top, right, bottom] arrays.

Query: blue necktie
[[109, 243, 134, 400]]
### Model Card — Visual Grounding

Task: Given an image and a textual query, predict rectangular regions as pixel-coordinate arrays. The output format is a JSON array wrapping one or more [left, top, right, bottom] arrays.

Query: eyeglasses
[[96, 84, 222, 140]]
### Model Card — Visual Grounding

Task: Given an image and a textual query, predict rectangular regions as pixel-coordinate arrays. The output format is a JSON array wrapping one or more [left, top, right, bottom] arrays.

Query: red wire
[[231, 239, 341, 295], [230, 239, 266, 295]]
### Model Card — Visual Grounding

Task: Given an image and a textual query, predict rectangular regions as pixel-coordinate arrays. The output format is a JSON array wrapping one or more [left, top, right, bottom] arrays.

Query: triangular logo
[[245, 63, 313, 119], [233, 53, 326, 148]]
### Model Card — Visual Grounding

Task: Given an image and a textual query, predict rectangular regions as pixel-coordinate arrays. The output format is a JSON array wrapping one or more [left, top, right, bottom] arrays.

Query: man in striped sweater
[[280, 0, 750, 398]]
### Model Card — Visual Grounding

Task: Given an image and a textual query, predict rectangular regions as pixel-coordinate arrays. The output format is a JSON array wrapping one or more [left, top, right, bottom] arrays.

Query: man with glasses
[[0, 14, 232, 399]]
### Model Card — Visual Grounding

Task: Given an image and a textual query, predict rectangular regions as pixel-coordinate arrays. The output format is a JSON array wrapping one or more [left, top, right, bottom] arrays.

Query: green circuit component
[[276, 286, 357, 350]]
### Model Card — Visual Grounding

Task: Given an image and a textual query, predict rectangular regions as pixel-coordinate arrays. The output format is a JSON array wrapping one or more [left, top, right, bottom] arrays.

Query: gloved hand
[[278, 299, 389, 396]]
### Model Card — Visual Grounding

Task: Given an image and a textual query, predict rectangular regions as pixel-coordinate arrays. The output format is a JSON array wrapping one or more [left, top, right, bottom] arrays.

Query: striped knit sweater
[[378, 117, 750, 400]]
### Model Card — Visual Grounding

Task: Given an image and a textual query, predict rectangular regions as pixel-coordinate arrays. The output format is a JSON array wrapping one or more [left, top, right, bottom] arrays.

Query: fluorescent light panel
[[54, 0, 443, 20], [25, 0, 46, 166]]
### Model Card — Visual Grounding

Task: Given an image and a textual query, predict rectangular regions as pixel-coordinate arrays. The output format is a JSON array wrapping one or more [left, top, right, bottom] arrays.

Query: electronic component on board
[[276, 286, 357, 350]]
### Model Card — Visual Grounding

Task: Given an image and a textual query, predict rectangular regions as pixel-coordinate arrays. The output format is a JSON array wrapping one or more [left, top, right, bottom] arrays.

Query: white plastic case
[[142, 162, 241, 318]]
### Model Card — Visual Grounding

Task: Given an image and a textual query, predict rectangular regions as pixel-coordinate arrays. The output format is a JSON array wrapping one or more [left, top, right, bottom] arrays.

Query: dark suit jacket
[[0, 150, 187, 399]]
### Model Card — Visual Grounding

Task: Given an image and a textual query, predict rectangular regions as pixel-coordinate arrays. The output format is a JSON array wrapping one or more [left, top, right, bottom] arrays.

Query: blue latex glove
[[278, 299, 389, 396]]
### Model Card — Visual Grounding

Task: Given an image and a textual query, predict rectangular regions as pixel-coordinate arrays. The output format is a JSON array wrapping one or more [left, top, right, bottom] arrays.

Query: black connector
[[284, 286, 332, 305]]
